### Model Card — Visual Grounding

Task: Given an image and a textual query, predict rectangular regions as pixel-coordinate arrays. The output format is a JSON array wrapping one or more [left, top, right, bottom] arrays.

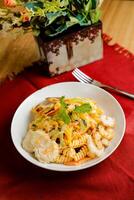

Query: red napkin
[[0, 36, 134, 200]]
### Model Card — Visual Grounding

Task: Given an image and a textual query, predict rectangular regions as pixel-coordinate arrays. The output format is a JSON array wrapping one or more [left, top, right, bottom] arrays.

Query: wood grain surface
[[0, 0, 134, 81], [101, 0, 134, 52]]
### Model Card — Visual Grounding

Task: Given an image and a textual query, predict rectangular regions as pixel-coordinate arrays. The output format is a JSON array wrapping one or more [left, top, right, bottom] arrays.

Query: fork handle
[[101, 84, 134, 99]]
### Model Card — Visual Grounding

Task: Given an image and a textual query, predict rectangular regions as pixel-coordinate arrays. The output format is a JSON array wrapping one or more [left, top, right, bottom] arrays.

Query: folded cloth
[[0, 37, 134, 200]]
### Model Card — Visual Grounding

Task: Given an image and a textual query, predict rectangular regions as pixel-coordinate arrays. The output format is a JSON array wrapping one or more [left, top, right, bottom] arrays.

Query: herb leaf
[[58, 108, 70, 124], [60, 96, 67, 108], [74, 103, 92, 113], [57, 96, 70, 124]]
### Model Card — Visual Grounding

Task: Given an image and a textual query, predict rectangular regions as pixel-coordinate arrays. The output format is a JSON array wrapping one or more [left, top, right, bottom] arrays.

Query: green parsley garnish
[[57, 96, 70, 124], [74, 103, 92, 113]]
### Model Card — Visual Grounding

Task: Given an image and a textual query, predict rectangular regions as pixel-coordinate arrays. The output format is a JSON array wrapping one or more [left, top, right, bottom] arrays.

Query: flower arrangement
[[0, 0, 102, 76], [0, 0, 100, 37]]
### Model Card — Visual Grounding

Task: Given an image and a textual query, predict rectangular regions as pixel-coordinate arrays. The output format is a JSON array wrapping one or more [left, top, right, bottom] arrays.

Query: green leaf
[[60, 96, 67, 108], [56, 96, 70, 124], [60, 0, 69, 7], [75, 13, 91, 26], [45, 23, 67, 37], [84, 0, 92, 13], [74, 103, 92, 113], [58, 108, 70, 124], [46, 11, 67, 26], [91, 0, 98, 9], [25, 2, 43, 11], [90, 8, 100, 23]]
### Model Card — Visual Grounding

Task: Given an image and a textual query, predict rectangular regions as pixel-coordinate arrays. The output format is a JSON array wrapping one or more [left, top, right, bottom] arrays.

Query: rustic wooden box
[[36, 21, 103, 76]]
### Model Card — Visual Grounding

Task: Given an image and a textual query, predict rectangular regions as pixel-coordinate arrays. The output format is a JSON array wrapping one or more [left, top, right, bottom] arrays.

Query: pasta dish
[[22, 97, 115, 165]]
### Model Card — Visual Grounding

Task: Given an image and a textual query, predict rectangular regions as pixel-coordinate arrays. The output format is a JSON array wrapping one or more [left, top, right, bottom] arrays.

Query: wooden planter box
[[36, 21, 103, 76]]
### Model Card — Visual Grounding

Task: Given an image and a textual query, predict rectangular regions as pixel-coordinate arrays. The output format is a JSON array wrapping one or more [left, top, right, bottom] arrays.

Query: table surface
[[0, 39, 134, 200], [101, 0, 134, 53]]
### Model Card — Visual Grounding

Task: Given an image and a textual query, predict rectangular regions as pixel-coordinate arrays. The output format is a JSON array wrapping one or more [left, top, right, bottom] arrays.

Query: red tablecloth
[[0, 36, 134, 200]]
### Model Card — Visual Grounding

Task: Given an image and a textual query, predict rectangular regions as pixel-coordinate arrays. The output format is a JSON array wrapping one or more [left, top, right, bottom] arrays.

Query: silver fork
[[72, 68, 134, 99]]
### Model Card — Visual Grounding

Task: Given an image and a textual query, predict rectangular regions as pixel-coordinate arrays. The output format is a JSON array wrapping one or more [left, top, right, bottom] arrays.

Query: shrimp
[[100, 115, 115, 127], [87, 135, 104, 157]]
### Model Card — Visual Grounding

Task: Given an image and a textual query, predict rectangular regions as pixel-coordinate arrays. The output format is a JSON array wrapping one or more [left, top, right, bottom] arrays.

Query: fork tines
[[72, 68, 93, 84]]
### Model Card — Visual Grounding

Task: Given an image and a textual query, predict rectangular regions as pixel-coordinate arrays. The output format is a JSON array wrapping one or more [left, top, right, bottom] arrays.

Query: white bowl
[[11, 82, 126, 172]]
